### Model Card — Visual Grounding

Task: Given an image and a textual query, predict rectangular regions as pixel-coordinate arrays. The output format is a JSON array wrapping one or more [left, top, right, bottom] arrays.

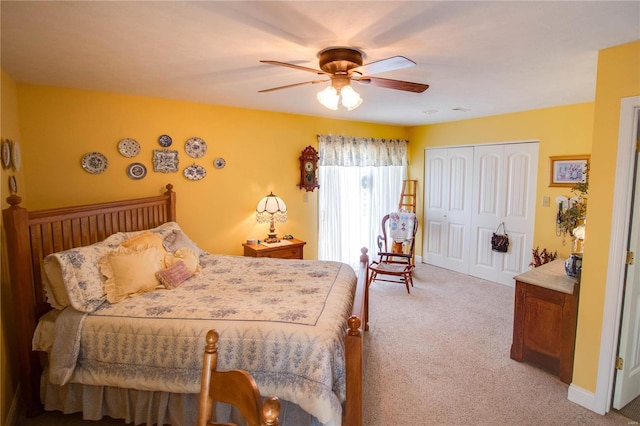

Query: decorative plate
[[8, 175, 17, 194], [213, 157, 226, 169], [158, 134, 173, 147], [152, 149, 179, 173], [118, 138, 141, 157], [1, 140, 11, 170], [11, 140, 21, 171], [183, 164, 207, 181], [126, 162, 147, 180], [81, 151, 108, 174], [185, 137, 207, 158]]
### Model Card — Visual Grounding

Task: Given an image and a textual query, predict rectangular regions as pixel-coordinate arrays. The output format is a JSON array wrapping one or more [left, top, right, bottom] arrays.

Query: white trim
[[568, 384, 598, 413], [586, 96, 640, 414]]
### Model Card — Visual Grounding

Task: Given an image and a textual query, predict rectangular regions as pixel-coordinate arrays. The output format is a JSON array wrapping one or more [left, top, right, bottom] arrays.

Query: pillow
[[42, 232, 127, 312], [163, 229, 203, 257], [121, 231, 166, 251], [100, 245, 165, 303], [164, 247, 200, 274], [156, 261, 193, 289]]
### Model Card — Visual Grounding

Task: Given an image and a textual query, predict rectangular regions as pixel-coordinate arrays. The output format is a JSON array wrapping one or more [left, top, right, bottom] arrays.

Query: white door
[[423, 147, 473, 273], [613, 148, 640, 409], [468, 143, 538, 286]]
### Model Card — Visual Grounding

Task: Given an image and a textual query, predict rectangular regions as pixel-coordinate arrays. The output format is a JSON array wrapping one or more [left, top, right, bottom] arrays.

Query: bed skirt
[[41, 372, 319, 426]]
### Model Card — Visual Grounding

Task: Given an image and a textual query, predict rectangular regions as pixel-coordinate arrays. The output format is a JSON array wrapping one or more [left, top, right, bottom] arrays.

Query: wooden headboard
[[2, 184, 176, 416]]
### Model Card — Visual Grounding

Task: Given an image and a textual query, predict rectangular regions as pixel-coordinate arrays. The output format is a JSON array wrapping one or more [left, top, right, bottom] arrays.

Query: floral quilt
[[39, 254, 357, 426]]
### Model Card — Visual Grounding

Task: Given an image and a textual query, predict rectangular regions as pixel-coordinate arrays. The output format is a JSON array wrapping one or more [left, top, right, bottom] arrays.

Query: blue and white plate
[[158, 134, 173, 147], [81, 152, 108, 174], [126, 162, 147, 180], [183, 164, 206, 181], [185, 137, 207, 158]]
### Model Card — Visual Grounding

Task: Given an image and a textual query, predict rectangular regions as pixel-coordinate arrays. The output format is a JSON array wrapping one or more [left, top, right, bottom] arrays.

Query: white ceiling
[[2, 1, 639, 126]]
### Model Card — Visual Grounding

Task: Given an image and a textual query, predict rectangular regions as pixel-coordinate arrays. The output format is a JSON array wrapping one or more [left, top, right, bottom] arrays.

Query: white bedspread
[[35, 254, 357, 426]]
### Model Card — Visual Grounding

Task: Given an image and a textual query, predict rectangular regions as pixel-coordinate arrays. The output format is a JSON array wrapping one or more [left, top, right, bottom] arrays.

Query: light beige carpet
[[18, 263, 635, 426]]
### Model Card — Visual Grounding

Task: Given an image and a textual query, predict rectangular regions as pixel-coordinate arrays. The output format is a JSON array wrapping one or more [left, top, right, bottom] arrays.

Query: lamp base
[[264, 232, 280, 243]]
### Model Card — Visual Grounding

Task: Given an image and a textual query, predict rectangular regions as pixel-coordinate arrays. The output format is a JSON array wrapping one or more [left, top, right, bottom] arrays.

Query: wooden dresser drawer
[[242, 238, 306, 260]]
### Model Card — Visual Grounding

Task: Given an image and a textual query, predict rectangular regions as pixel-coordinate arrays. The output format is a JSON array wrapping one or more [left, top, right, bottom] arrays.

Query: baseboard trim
[[416, 255, 423, 264], [568, 383, 604, 415]]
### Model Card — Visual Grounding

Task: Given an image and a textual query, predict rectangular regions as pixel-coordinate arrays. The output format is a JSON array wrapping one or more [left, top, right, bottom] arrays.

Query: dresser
[[242, 238, 306, 259], [510, 259, 580, 384]]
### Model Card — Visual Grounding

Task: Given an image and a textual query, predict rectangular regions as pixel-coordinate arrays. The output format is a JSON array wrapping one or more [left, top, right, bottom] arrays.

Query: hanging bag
[[491, 222, 509, 253]]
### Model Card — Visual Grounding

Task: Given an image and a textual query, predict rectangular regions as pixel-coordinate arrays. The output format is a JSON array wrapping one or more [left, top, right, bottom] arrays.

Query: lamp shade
[[256, 192, 287, 223]]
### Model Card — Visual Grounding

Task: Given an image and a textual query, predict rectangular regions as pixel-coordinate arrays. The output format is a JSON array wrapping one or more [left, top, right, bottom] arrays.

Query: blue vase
[[565, 253, 583, 278]]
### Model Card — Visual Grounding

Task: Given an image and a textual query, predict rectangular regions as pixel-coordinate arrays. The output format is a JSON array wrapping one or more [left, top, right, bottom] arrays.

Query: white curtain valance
[[317, 134, 408, 167]]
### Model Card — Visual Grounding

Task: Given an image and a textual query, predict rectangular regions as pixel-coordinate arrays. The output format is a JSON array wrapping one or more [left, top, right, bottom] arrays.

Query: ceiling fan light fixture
[[340, 85, 362, 110], [317, 85, 339, 110]]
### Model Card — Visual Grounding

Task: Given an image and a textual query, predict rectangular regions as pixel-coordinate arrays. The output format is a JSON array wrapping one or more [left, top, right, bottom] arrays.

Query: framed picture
[[549, 155, 590, 187]]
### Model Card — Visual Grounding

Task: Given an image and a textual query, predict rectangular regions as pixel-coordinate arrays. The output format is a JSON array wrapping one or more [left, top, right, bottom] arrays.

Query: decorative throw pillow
[[163, 229, 203, 257], [156, 261, 193, 289], [100, 245, 165, 303], [164, 247, 201, 274], [121, 231, 166, 252]]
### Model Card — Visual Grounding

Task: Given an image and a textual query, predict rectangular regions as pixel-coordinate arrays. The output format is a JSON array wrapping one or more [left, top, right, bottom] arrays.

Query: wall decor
[[213, 157, 226, 169], [81, 151, 108, 174], [185, 137, 207, 158], [298, 145, 319, 191], [2, 139, 11, 170], [549, 155, 590, 187], [152, 149, 179, 173], [8, 175, 17, 194], [183, 164, 207, 181], [118, 138, 141, 157], [11, 140, 21, 171], [158, 134, 173, 147], [126, 162, 147, 180]]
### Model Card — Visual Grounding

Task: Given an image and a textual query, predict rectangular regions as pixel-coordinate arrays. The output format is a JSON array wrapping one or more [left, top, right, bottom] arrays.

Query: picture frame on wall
[[549, 155, 590, 187]]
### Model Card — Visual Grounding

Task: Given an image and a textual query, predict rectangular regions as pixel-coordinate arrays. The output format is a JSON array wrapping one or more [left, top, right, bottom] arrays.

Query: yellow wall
[[407, 102, 595, 260], [15, 84, 408, 258], [572, 40, 640, 391], [1, 69, 24, 425]]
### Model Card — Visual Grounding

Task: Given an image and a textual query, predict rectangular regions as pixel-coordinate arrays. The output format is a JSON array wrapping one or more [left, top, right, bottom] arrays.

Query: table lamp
[[256, 192, 287, 243]]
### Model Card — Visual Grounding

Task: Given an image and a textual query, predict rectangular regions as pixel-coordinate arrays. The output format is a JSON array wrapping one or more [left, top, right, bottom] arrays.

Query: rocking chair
[[368, 212, 418, 293]]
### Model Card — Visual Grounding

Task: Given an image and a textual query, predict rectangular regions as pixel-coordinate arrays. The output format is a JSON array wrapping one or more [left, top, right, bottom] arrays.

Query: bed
[[3, 184, 369, 426]]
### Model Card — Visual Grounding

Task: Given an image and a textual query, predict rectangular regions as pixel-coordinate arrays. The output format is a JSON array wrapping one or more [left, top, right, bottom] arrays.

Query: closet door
[[423, 147, 473, 273], [468, 143, 538, 286]]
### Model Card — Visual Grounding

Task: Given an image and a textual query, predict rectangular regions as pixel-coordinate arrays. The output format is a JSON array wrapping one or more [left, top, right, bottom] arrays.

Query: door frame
[[568, 96, 640, 413]]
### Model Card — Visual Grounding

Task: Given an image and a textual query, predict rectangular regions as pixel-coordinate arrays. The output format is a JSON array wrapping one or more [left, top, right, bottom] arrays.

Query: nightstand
[[242, 238, 306, 259]]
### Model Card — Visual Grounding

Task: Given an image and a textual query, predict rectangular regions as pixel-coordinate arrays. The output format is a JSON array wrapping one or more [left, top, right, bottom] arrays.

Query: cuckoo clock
[[298, 146, 319, 192]]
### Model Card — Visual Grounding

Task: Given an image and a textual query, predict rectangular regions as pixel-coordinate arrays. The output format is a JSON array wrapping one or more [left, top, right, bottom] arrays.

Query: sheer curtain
[[317, 135, 407, 269]]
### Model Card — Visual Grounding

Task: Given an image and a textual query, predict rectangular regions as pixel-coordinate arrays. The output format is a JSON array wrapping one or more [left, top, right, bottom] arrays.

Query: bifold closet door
[[468, 143, 538, 286], [423, 147, 473, 274]]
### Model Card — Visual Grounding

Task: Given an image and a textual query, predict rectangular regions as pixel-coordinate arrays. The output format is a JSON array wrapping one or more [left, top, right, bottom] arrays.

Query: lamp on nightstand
[[256, 192, 287, 243]]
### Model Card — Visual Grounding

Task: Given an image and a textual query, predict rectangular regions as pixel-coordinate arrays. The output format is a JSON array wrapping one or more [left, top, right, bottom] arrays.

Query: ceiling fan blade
[[357, 76, 429, 93], [351, 56, 415, 76], [260, 60, 327, 75], [259, 79, 328, 93]]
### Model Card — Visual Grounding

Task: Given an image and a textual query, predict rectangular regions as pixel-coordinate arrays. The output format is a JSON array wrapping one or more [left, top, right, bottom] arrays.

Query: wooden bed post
[[343, 247, 368, 426], [2, 195, 43, 416], [164, 184, 176, 222]]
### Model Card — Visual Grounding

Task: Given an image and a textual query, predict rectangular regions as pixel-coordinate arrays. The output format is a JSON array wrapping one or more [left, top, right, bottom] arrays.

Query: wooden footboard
[[343, 247, 369, 426], [2, 184, 176, 417]]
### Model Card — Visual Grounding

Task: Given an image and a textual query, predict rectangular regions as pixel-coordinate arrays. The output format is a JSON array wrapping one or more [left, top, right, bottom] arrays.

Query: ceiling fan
[[259, 47, 429, 110]]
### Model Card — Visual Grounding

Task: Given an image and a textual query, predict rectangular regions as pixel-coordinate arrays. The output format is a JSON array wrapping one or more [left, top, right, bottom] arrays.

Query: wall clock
[[298, 146, 319, 192]]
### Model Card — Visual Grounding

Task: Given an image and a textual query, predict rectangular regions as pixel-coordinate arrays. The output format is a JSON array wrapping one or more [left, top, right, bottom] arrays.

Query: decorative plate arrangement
[[11, 140, 21, 171], [152, 149, 179, 173], [213, 157, 226, 169], [126, 162, 147, 180], [158, 134, 173, 147], [183, 164, 207, 181], [185, 137, 207, 158], [118, 138, 141, 157], [1, 140, 11, 169], [81, 152, 108, 174]]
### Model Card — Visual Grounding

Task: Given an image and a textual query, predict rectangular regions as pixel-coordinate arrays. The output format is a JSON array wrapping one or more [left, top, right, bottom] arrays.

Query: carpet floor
[[17, 263, 637, 425]]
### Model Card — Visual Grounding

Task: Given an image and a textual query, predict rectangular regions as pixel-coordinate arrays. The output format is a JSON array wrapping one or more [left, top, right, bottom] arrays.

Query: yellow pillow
[[121, 231, 166, 252], [100, 245, 165, 303], [164, 247, 200, 274]]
